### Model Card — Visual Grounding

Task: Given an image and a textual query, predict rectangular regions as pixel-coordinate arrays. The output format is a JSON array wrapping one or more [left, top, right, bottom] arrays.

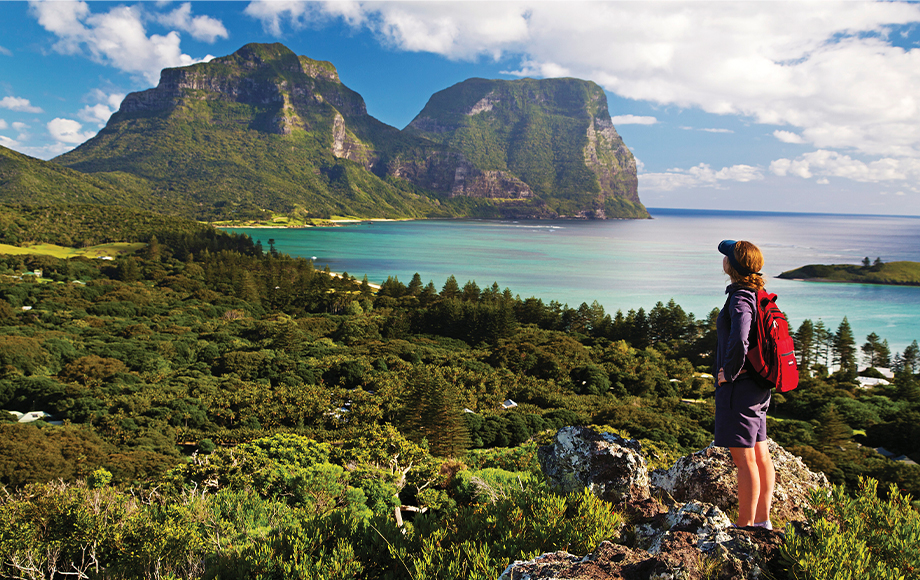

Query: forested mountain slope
[[49, 43, 646, 221]]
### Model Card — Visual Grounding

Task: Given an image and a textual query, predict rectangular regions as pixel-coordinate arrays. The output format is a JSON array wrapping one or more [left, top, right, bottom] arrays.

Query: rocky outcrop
[[119, 43, 348, 120], [501, 527, 787, 580], [539, 426, 650, 503], [584, 115, 640, 205], [509, 427, 829, 580], [650, 440, 829, 524], [55, 43, 647, 220], [404, 77, 646, 217], [386, 152, 535, 201]]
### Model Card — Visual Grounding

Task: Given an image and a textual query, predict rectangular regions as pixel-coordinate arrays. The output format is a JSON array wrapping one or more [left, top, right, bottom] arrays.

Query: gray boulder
[[538, 426, 650, 502], [649, 439, 829, 523], [503, 428, 828, 580]]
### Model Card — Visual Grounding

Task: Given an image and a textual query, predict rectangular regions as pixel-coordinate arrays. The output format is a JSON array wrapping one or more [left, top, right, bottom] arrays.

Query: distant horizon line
[[646, 207, 920, 220]]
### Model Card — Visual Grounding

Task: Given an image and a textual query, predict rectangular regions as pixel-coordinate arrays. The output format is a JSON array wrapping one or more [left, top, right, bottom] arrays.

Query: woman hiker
[[715, 239, 775, 530]]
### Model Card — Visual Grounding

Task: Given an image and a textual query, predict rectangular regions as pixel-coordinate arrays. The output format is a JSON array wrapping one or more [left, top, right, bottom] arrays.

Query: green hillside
[[779, 261, 920, 286], [0, 203, 233, 250], [0, 206, 918, 579], [46, 44, 646, 221], [54, 44, 453, 221], [0, 145, 152, 209]]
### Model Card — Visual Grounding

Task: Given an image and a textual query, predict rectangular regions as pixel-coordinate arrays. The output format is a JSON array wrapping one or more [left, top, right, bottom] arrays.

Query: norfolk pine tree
[[834, 317, 857, 375]]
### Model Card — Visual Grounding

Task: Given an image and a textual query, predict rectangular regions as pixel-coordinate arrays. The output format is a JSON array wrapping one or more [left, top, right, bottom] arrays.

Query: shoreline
[[213, 218, 408, 229], [783, 276, 920, 287]]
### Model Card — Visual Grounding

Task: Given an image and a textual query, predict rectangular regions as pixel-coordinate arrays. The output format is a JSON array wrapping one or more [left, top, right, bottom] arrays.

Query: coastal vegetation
[[779, 259, 920, 286], [1, 204, 918, 578]]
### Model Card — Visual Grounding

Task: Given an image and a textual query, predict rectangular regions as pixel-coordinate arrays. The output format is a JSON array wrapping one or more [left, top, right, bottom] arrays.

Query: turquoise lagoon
[[231, 208, 920, 355]]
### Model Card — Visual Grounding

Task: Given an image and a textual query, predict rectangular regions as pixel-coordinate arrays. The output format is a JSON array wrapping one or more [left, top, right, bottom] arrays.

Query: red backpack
[[747, 290, 799, 393]]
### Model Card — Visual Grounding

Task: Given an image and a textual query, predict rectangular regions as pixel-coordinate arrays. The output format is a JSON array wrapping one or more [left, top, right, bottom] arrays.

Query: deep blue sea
[[231, 208, 920, 355]]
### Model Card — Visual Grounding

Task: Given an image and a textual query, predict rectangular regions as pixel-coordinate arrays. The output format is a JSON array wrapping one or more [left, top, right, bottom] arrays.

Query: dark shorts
[[714, 374, 771, 448]]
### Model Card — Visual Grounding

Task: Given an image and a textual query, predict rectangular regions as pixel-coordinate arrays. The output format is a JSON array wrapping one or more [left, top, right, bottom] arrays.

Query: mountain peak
[[404, 77, 640, 212], [202, 42, 341, 84], [49, 44, 645, 221]]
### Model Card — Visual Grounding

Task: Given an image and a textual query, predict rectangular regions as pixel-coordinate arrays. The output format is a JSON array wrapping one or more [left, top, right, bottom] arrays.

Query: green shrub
[[452, 468, 538, 504], [782, 477, 920, 579]]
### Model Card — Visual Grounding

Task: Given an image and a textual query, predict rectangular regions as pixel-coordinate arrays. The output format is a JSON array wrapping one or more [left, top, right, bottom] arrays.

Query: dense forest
[[1, 204, 918, 578]]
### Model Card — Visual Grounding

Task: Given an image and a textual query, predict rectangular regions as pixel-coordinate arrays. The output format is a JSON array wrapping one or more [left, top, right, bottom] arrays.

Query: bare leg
[[729, 446, 759, 526], [753, 440, 774, 524]]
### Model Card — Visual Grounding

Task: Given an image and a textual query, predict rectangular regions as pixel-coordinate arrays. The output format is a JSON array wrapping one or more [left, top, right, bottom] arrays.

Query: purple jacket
[[715, 283, 757, 383]]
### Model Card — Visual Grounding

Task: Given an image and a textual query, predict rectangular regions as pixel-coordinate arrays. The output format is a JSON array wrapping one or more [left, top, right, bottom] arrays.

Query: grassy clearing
[[0, 242, 145, 259]]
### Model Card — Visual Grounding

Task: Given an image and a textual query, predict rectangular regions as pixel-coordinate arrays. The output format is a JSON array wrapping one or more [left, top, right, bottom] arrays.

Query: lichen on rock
[[507, 427, 830, 580]]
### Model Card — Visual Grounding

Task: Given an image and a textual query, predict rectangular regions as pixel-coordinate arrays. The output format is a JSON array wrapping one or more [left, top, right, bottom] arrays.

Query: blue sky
[[2, 1, 920, 215]]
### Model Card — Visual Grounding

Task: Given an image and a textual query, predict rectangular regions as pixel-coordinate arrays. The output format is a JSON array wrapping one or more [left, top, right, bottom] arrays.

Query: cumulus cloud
[[47, 117, 95, 144], [246, 2, 920, 162], [611, 115, 658, 125], [246, 1, 530, 58], [0, 120, 7, 130], [156, 3, 228, 43], [774, 130, 806, 144], [770, 150, 920, 182], [78, 90, 125, 126], [0, 135, 19, 148], [29, 0, 217, 84], [640, 163, 764, 192], [0, 96, 43, 113], [11, 121, 31, 142]]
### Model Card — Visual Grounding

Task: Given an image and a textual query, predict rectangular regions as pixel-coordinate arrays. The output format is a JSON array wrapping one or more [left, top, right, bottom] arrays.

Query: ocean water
[[231, 208, 920, 354]]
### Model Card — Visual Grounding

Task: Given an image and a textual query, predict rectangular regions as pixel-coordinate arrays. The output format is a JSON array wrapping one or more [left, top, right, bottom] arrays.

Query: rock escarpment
[[504, 426, 829, 580], [53, 43, 647, 220], [405, 77, 644, 218], [54, 43, 444, 219]]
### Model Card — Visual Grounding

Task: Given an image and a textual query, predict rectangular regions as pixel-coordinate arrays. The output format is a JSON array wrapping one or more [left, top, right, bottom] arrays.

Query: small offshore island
[[779, 260, 920, 286]]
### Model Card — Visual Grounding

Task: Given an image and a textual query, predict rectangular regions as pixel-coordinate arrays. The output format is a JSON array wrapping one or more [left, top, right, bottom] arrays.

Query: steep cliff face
[[54, 43, 443, 219], [404, 77, 645, 218], [74, 42, 379, 164], [51, 43, 645, 220]]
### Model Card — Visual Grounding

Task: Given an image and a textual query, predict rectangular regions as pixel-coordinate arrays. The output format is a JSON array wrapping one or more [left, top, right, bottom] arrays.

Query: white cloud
[[246, 1, 530, 59], [774, 130, 806, 144], [771, 150, 920, 182], [78, 90, 125, 126], [0, 45, 12, 57], [0, 135, 19, 148], [14, 141, 77, 159], [250, 2, 920, 163], [47, 117, 95, 144], [0, 96, 43, 113], [640, 163, 764, 192], [610, 115, 658, 125], [29, 0, 216, 84], [12, 121, 30, 140], [156, 3, 228, 43], [0, 120, 7, 130], [244, 2, 328, 36], [78, 104, 116, 126], [678, 125, 732, 133]]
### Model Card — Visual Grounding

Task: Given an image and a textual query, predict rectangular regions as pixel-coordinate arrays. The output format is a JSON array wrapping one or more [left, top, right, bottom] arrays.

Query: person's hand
[[718, 368, 726, 385]]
